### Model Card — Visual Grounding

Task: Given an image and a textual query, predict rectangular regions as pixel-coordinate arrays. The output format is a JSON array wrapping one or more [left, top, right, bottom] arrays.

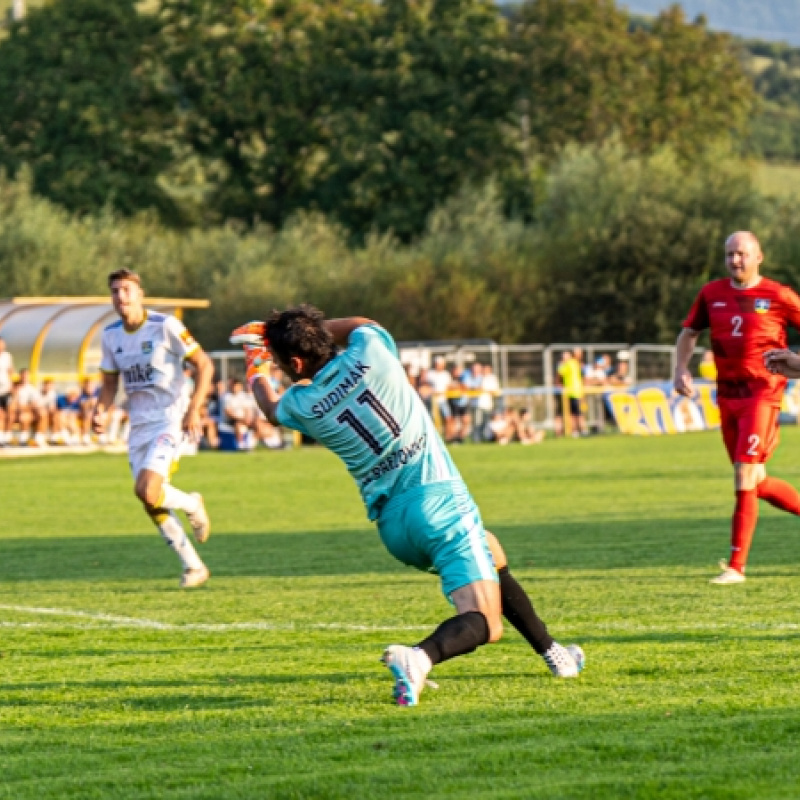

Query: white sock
[[154, 512, 204, 571], [160, 485, 200, 514]]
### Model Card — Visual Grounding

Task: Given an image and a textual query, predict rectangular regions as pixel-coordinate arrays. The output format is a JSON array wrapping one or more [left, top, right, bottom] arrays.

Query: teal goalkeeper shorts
[[376, 480, 498, 599]]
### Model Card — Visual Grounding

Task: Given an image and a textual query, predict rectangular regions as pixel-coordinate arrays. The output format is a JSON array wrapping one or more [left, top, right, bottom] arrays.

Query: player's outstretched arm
[[92, 372, 120, 434], [674, 328, 699, 397], [764, 348, 800, 378], [324, 317, 377, 347]]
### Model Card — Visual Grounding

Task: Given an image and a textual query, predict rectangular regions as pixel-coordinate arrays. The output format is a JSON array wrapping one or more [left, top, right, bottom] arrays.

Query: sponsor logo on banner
[[755, 298, 770, 314], [605, 381, 800, 435], [141, 340, 153, 354]]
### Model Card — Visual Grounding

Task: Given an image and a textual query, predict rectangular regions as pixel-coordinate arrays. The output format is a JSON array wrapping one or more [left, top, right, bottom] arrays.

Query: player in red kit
[[674, 231, 800, 584]]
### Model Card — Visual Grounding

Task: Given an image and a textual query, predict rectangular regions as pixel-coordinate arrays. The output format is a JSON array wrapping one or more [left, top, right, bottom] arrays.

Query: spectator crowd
[[1, 336, 718, 451]]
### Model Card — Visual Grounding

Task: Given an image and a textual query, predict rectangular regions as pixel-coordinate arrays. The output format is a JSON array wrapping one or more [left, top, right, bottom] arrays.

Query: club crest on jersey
[[754, 299, 770, 314], [141, 340, 153, 354]]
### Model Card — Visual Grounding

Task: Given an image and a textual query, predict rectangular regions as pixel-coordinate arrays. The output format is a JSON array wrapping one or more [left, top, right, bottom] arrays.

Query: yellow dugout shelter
[[0, 297, 209, 385]]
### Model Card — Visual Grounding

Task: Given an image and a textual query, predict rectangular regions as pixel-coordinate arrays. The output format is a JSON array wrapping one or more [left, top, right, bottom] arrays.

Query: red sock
[[756, 477, 800, 515], [730, 490, 758, 574]]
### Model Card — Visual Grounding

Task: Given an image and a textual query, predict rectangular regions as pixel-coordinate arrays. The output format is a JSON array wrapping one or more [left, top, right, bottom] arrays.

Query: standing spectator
[[609, 352, 633, 386], [416, 368, 434, 416], [428, 356, 455, 441], [465, 363, 484, 440], [585, 355, 611, 386], [0, 337, 14, 446], [698, 350, 717, 381], [10, 368, 46, 446], [475, 364, 501, 442], [449, 365, 471, 443], [555, 350, 586, 437]]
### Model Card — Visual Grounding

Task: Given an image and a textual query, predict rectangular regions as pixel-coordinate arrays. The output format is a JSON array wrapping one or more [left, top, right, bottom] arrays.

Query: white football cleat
[[543, 642, 583, 678], [710, 564, 746, 585], [180, 565, 210, 589], [187, 493, 210, 543], [381, 645, 432, 707]]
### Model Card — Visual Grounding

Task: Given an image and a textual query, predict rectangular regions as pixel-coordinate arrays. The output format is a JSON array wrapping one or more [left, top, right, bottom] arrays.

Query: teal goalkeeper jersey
[[276, 325, 462, 520]]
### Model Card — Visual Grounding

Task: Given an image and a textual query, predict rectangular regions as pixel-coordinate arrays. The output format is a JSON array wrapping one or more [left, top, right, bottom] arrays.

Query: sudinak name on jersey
[[311, 361, 371, 419], [361, 433, 427, 489], [123, 363, 155, 386]]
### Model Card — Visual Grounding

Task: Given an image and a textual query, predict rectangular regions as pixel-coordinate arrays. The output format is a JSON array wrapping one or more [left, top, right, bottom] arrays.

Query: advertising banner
[[604, 382, 800, 436]]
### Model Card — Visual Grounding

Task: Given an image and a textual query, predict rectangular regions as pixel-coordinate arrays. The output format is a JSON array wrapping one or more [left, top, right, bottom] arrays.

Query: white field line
[[1, 604, 800, 634], [0, 604, 429, 632]]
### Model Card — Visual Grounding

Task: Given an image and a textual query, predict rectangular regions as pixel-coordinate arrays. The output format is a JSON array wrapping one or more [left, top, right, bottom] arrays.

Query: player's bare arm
[[183, 348, 214, 442], [323, 317, 376, 347], [673, 328, 700, 397], [91, 372, 119, 434], [764, 348, 800, 378]]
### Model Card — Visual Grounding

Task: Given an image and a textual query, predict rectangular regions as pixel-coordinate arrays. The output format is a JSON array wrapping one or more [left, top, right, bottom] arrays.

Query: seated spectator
[[487, 407, 545, 445], [223, 378, 256, 447], [9, 368, 46, 446], [78, 378, 98, 444], [0, 337, 13, 446], [200, 379, 224, 450], [39, 379, 60, 443], [516, 408, 546, 445], [56, 386, 84, 444]]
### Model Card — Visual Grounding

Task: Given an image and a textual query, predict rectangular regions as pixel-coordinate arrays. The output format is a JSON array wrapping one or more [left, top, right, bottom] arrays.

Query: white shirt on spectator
[[428, 368, 452, 397], [223, 389, 253, 421], [0, 351, 13, 394], [479, 372, 500, 411], [17, 384, 43, 407]]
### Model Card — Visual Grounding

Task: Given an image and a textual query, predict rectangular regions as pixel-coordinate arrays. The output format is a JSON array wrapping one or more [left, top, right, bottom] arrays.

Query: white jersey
[[100, 311, 199, 428]]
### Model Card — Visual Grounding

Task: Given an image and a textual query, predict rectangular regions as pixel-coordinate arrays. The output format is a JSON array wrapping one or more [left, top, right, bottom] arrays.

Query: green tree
[[510, 0, 755, 160], [161, 0, 517, 238], [0, 0, 177, 218]]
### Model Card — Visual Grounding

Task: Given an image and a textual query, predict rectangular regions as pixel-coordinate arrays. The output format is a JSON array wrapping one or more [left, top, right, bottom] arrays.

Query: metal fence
[[210, 339, 704, 435]]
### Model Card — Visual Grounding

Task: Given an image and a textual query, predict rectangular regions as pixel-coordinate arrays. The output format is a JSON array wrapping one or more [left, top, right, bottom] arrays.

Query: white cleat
[[543, 642, 584, 678], [180, 565, 210, 589], [187, 493, 210, 543], [710, 564, 746, 585], [381, 645, 433, 707]]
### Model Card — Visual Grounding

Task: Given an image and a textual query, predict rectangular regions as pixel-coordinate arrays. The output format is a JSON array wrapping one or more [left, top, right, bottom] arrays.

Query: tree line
[[3, 143, 800, 350], [0, 0, 755, 238]]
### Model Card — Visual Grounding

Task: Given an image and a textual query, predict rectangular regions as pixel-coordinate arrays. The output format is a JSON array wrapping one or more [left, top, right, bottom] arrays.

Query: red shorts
[[718, 398, 780, 464]]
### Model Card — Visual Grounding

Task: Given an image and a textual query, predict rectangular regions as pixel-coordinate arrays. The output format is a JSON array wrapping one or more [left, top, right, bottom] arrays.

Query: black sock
[[498, 566, 554, 655], [416, 611, 490, 666]]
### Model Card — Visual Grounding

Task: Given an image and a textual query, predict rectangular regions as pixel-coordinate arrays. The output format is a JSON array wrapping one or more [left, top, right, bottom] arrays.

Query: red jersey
[[683, 277, 800, 401]]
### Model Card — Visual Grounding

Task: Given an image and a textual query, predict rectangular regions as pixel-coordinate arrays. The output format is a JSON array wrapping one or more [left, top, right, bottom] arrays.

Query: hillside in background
[[623, 0, 800, 45]]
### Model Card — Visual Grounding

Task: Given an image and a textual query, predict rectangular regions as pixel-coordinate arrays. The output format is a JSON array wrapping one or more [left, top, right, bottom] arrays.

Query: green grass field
[[3, 431, 800, 798]]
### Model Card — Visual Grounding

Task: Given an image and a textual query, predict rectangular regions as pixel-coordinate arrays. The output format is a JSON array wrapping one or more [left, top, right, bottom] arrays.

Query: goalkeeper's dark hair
[[265, 304, 336, 370]]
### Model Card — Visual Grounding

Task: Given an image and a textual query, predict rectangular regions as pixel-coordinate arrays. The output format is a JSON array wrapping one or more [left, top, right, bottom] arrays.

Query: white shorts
[[128, 424, 184, 480]]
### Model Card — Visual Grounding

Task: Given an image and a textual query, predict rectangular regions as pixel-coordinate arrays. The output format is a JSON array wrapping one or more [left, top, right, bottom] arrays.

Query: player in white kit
[[91, 269, 215, 588]]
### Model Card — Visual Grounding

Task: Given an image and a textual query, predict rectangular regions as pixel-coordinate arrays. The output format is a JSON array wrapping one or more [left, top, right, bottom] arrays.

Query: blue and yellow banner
[[604, 382, 800, 435]]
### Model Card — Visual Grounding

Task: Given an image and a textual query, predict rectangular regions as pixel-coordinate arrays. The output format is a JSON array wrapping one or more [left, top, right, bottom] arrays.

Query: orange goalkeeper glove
[[230, 321, 271, 386]]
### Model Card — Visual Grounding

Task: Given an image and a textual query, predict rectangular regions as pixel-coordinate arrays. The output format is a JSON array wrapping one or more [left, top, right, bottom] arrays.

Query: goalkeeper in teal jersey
[[232, 306, 583, 706]]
